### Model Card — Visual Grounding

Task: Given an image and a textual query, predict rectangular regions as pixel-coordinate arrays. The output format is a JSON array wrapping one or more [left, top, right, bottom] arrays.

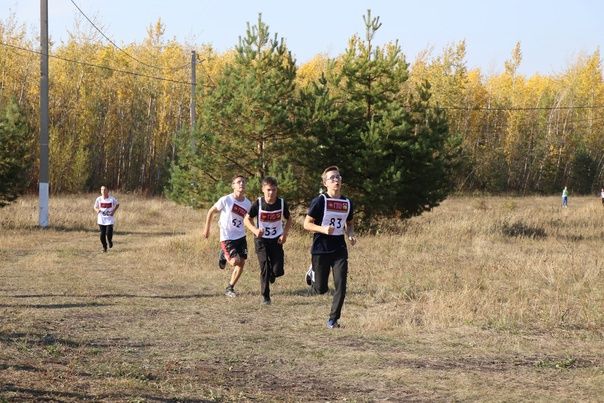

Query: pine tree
[[296, 10, 456, 222], [168, 14, 299, 206], [0, 99, 31, 207]]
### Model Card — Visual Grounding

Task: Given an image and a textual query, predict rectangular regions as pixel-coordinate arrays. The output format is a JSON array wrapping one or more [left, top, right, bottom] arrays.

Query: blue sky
[[2, 0, 602, 76]]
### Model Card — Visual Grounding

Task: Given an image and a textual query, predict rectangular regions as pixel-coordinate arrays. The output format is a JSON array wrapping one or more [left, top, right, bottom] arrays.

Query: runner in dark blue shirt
[[303, 166, 357, 329]]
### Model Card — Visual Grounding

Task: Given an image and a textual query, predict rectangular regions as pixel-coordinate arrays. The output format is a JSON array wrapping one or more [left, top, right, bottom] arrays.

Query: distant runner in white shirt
[[601, 188, 604, 206], [203, 175, 252, 297], [94, 186, 119, 252]]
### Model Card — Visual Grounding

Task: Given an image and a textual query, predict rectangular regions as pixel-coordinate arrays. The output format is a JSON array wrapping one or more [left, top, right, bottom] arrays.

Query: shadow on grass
[[111, 230, 187, 237], [499, 221, 547, 239], [7, 292, 219, 300], [0, 302, 113, 309], [0, 331, 155, 349], [2, 224, 186, 237], [0, 331, 83, 348], [1, 384, 97, 401], [279, 288, 368, 297], [0, 364, 43, 372], [0, 384, 215, 403]]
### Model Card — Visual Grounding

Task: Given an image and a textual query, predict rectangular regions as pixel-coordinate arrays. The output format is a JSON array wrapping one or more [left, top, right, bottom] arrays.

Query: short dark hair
[[261, 176, 278, 187], [232, 175, 246, 183], [322, 165, 340, 180]]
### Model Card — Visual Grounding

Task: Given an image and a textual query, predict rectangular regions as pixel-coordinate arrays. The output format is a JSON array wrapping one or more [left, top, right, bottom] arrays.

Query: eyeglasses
[[326, 174, 342, 182]]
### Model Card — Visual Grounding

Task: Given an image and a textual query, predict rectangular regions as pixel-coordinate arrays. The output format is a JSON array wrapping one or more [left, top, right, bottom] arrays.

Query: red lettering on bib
[[100, 202, 112, 208], [260, 211, 282, 222], [326, 200, 349, 212], [231, 204, 248, 217]]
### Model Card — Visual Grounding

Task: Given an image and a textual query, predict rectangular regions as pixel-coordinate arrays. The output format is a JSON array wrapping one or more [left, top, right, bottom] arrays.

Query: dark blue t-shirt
[[307, 194, 354, 255]]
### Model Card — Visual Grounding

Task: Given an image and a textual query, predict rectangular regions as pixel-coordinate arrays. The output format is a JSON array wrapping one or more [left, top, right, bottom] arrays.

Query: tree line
[[1, 11, 603, 218]]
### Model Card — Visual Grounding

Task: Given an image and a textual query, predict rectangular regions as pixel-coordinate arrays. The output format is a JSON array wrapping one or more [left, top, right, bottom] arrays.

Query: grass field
[[1, 194, 603, 402]]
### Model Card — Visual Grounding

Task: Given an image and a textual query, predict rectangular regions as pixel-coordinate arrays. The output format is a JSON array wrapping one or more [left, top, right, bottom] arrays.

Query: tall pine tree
[[169, 14, 299, 206], [297, 10, 455, 222]]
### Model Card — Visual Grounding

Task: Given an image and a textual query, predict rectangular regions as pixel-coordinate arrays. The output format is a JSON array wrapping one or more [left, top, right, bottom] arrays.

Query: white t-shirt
[[213, 194, 251, 241], [95, 195, 119, 225]]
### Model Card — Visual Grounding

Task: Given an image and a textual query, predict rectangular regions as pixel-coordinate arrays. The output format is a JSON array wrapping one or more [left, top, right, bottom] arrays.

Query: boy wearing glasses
[[303, 166, 357, 329], [203, 175, 252, 297]]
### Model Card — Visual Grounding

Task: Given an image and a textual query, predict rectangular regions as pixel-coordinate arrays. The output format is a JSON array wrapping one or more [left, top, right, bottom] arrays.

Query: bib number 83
[[329, 218, 342, 228]]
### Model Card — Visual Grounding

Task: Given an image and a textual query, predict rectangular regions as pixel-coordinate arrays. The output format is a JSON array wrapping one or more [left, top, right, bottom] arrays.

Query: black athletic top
[[247, 197, 291, 221], [307, 194, 354, 255]]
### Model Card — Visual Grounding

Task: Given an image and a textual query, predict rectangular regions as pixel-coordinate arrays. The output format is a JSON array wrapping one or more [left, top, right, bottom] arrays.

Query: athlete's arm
[[279, 215, 293, 244], [303, 215, 334, 235], [202, 206, 219, 239], [345, 221, 357, 246], [111, 201, 120, 216], [244, 214, 264, 238]]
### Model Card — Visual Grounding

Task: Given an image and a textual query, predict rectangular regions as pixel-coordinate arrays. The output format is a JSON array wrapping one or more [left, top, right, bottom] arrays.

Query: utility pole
[[190, 50, 196, 134], [39, 0, 49, 227]]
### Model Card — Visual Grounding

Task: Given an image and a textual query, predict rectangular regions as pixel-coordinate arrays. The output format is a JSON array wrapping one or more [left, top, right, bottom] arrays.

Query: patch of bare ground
[[1, 195, 603, 401]]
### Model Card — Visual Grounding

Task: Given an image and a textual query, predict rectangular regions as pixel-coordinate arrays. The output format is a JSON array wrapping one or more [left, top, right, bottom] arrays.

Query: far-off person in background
[[562, 186, 569, 208], [94, 186, 120, 252], [600, 188, 604, 206]]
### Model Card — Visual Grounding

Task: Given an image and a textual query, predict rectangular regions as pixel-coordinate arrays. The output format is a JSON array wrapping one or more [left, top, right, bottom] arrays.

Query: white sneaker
[[224, 286, 236, 297], [305, 265, 314, 286]]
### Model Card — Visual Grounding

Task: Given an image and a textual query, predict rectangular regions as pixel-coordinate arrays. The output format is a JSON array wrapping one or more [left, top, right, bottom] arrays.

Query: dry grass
[[1, 194, 603, 402]]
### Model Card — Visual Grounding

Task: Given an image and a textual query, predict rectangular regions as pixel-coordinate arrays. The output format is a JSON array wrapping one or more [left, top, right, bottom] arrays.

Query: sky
[[2, 0, 603, 76]]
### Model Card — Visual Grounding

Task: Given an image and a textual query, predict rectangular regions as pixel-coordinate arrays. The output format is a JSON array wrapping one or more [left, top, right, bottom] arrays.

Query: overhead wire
[[3, 40, 602, 113], [1, 41, 193, 85], [438, 104, 604, 111], [1, 40, 603, 111], [68, 0, 190, 72]]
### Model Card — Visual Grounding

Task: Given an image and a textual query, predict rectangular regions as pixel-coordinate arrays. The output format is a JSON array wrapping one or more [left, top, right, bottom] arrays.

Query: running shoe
[[224, 286, 236, 297], [327, 319, 340, 329], [218, 249, 227, 270], [305, 265, 313, 286]]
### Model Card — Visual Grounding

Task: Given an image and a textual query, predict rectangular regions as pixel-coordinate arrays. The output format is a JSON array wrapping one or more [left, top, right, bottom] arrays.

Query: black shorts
[[221, 236, 248, 261]]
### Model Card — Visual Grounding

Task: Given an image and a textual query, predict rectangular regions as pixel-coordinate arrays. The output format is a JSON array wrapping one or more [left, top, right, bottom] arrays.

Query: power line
[[440, 104, 604, 111], [1, 41, 192, 85], [68, 0, 190, 72], [2, 41, 603, 111]]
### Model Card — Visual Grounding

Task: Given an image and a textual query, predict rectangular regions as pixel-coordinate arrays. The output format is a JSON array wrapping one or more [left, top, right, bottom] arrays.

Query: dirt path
[[1, 198, 603, 401]]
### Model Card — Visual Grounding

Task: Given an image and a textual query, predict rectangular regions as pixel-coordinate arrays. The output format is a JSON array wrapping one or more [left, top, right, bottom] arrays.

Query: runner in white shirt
[[93, 186, 119, 252], [203, 175, 252, 297]]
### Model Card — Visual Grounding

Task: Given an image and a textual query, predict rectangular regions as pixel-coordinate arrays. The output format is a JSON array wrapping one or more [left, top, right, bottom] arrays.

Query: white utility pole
[[39, 0, 49, 227]]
